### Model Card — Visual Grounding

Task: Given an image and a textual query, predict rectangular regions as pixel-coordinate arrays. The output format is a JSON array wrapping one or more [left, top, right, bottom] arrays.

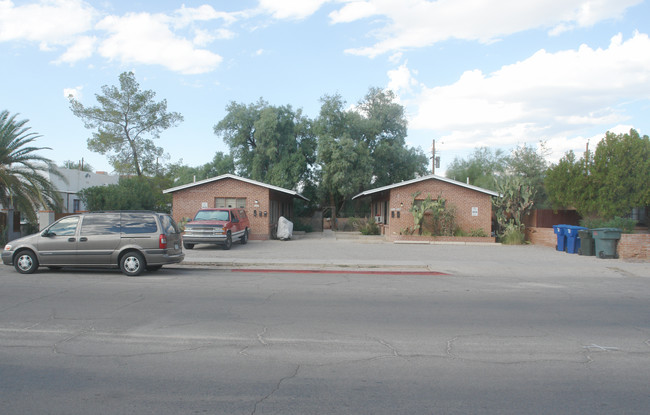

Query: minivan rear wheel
[[15, 250, 38, 274], [120, 251, 145, 276]]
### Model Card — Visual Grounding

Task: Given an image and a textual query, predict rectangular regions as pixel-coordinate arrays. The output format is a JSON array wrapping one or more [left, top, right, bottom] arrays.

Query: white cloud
[[258, 0, 331, 20], [404, 32, 650, 153], [54, 35, 96, 64], [329, 1, 377, 23], [96, 12, 223, 74], [173, 4, 240, 27], [63, 85, 82, 99], [0, 0, 96, 46], [386, 62, 418, 95], [193, 29, 215, 46], [333, 0, 643, 57]]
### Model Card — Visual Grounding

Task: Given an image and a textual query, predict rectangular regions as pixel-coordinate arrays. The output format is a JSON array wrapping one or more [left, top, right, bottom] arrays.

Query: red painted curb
[[231, 269, 450, 275]]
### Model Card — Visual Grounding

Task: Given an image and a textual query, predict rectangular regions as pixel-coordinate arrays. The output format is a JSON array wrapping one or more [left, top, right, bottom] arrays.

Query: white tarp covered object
[[277, 216, 293, 240]]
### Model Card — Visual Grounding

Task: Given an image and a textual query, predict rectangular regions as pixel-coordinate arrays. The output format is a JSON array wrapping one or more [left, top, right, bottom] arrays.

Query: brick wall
[[170, 178, 271, 240], [618, 234, 649, 260], [385, 180, 493, 240], [526, 227, 557, 248], [526, 227, 649, 260]]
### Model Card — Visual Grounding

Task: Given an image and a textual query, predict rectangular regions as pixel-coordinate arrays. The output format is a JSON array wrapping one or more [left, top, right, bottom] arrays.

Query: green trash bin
[[592, 228, 622, 259], [578, 229, 594, 256]]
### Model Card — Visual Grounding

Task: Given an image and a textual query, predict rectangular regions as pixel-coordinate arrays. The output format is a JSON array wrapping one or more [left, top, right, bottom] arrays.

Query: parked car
[[2, 211, 184, 276], [183, 208, 250, 250]]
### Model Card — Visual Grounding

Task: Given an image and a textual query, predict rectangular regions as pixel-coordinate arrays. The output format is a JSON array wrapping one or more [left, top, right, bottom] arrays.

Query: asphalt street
[[0, 233, 648, 414]]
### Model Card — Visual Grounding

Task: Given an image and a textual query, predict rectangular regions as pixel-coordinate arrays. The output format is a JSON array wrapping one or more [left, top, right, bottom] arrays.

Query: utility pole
[[431, 139, 440, 175]]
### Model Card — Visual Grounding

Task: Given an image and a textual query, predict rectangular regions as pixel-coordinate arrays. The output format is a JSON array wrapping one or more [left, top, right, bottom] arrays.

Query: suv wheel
[[223, 233, 232, 250], [15, 250, 38, 274], [120, 251, 145, 276], [183, 242, 194, 250], [240, 229, 248, 245]]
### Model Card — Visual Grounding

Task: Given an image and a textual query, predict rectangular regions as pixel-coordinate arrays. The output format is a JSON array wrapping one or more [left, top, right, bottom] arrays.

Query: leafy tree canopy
[[78, 176, 172, 213], [70, 71, 183, 176], [356, 88, 428, 188], [445, 147, 508, 190], [545, 129, 650, 218], [314, 90, 428, 217], [214, 99, 316, 190], [314, 93, 372, 216], [165, 152, 235, 186]]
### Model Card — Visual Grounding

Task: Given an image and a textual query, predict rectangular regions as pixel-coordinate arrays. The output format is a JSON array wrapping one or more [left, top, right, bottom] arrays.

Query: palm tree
[[0, 110, 64, 224]]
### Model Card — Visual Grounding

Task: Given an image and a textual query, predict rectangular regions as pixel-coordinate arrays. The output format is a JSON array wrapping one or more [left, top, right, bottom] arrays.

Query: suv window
[[48, 216, 80, 236], [121, 213, 158, 234], [81, 213, 121, 235]]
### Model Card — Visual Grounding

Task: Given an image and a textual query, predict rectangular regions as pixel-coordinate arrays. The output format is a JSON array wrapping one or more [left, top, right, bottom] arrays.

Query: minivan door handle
[[79, 237, 88, 242], [68, 238, 76, 242]]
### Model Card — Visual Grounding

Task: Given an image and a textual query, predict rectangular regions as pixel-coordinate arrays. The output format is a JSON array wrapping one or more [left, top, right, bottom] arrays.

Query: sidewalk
[[178, 231, 650, 278]]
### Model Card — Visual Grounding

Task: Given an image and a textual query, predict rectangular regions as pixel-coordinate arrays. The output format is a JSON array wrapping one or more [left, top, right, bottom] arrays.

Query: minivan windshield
[[195, 210, 229, 221]]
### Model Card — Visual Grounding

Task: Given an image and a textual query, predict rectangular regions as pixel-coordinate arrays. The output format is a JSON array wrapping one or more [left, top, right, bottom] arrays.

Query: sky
[[2, 0, 650, 177]]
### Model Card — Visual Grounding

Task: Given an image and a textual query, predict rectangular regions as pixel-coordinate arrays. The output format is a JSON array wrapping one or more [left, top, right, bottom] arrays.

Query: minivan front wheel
[[120, 251, 145, 276], [15, 250, 38, 274]]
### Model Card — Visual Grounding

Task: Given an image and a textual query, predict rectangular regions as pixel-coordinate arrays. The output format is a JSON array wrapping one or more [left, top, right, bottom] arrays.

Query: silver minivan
[[2, 211, 184, 276]]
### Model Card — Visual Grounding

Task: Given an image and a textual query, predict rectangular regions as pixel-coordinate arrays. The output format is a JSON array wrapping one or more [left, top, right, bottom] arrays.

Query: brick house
[[163, 174, 308, 240], [352, 175, 498, 240]]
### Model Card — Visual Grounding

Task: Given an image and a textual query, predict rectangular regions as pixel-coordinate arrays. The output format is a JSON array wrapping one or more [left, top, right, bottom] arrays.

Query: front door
[[36, 216, 80, 265]]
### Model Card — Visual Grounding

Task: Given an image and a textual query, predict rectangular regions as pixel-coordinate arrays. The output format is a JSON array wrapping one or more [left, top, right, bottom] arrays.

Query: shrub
[[293, 221, 313, 233], [359, 217, 380, 235], [579, 216, 636, 233], [469, 228, 489, 237], [500, 221, 526, 245]]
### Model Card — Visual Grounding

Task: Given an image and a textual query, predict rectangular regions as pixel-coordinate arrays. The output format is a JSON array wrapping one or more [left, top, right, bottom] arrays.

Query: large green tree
[[165, 152, 235, 186], [0, 110, 63, 223], [356, 88, 428, 187], [315, 94, 373, 217], [314, 90, 428, 218], [507, 142, 550, 207], [445, 147, 508, 190], [214, 99, 316, 190], [546, 129, 650, 218], [69, 72, 183, 176]]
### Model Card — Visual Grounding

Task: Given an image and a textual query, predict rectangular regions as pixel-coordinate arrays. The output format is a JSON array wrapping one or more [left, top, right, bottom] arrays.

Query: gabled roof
[[163, 174, 309, 201], [352, 174, 499, 200]]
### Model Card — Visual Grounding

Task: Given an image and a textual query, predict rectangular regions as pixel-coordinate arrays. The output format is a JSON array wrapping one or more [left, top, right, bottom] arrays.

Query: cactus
[[493, 176, 536, 237]]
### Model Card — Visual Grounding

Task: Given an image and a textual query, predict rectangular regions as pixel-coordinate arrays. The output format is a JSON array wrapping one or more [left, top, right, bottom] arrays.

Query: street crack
[[251, 364, 300, 415]]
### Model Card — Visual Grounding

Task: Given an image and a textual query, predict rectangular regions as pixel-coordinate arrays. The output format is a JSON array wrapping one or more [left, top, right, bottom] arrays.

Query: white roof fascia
[[352, 174, 499, 200], [162, 174, 309, 201]]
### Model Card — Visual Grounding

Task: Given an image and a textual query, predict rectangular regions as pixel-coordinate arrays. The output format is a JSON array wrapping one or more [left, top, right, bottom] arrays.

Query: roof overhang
[[163, 174, 309, 201], [352, 174, 499, 200]]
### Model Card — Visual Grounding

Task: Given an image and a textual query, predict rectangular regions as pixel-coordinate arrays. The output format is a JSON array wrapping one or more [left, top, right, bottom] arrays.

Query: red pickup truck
[[182, 208, 250, 250]]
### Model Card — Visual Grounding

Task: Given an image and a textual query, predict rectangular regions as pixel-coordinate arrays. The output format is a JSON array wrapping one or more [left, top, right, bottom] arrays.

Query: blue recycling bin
[[565, 225, 587, 254], [553, 225, 568, 252]]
